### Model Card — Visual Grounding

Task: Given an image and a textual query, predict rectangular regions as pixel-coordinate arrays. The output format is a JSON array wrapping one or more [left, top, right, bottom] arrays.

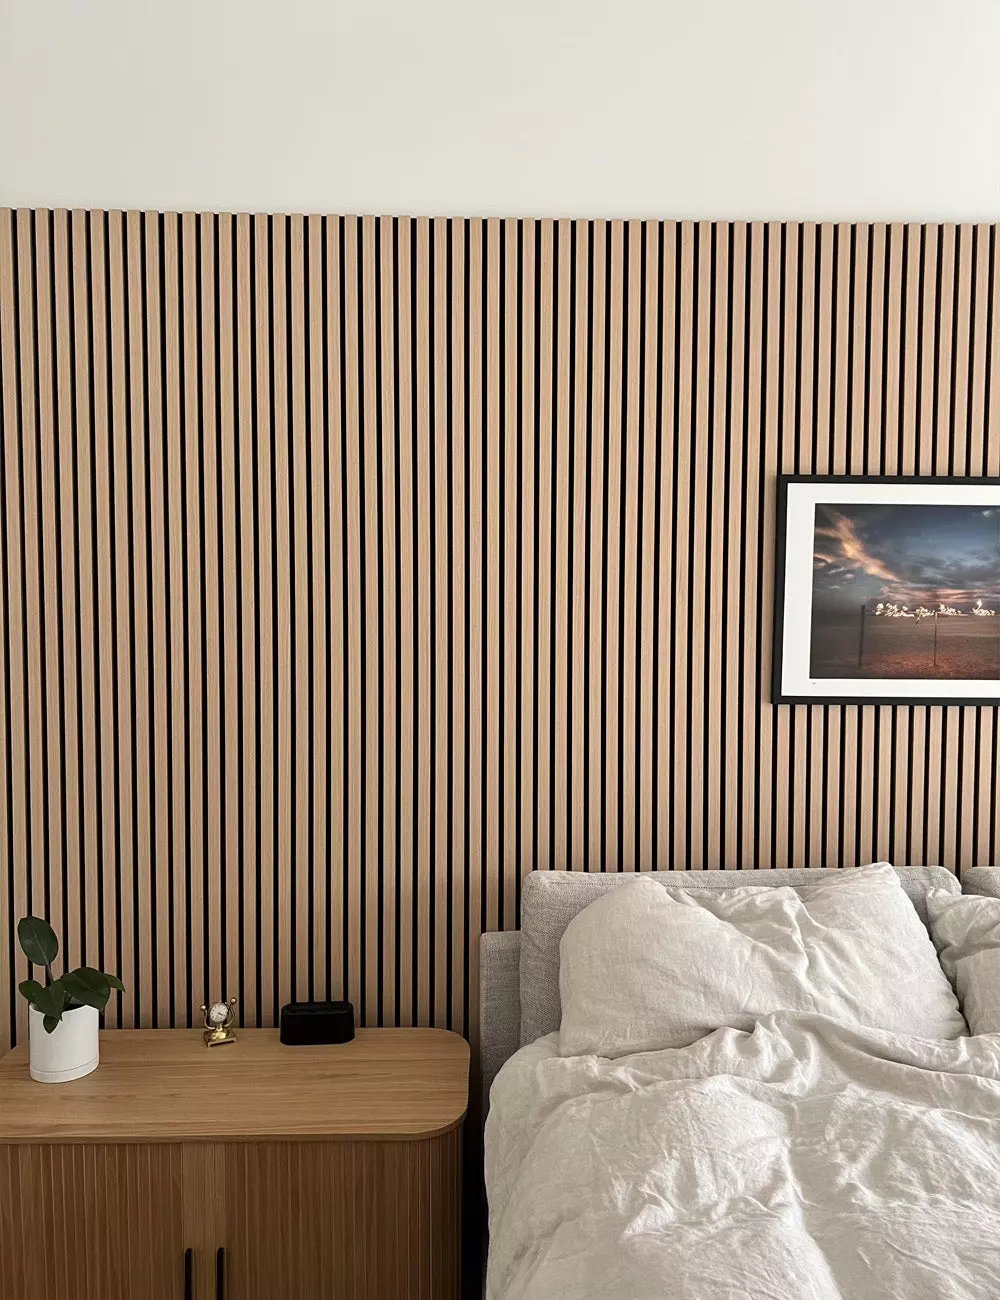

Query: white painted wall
[[1, 0, 998, 219]]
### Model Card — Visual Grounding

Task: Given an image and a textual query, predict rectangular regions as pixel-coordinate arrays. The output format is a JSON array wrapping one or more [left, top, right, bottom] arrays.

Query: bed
[[480, 865, 1000, 1299]]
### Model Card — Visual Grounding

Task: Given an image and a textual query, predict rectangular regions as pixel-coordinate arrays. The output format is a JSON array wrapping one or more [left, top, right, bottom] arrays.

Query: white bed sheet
[[485, 1015, 1000, 1299]]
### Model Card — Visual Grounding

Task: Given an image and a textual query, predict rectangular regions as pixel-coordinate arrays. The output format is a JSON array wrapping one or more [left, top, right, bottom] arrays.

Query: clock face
[[208, 1002, 230, 1026]]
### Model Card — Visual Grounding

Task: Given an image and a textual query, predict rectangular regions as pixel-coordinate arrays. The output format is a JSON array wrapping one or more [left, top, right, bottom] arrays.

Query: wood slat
[[1, 210, 997, 1055]]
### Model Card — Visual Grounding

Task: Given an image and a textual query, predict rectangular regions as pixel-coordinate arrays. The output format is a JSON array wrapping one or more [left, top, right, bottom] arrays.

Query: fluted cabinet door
[[0, 1143, 191, 1300], [221, 1134, 462, 1300]]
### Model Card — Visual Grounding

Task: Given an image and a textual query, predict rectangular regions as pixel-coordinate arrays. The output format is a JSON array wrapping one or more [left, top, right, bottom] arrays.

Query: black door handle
[[215, 1246, 225, 1300], [184, 1248, 193, 1300]]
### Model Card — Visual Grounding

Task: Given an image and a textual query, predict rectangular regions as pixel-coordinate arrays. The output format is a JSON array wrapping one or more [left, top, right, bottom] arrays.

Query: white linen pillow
[[926, 889, 1000, 1035], [558, 864, 966, 1058]]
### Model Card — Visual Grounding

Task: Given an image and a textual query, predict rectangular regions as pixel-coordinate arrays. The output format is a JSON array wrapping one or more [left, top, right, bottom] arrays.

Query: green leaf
[[104, 973, 125, 993], [60, 967, 112, 1012], [31, 981, 67, 1021], [17, 916, 59, 967], [42, 1015, 60, 1035], [18, 978, 44, 1005]]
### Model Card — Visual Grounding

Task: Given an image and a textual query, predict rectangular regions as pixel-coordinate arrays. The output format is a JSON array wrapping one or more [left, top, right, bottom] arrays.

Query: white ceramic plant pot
[[29, 1003, 99, 1084]]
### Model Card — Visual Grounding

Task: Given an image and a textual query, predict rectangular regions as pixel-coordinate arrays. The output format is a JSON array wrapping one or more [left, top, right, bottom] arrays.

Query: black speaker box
[[279, 1000, 355, 1046]]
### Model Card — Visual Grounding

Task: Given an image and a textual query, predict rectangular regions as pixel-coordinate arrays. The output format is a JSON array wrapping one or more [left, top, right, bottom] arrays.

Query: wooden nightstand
[[0, 1027, 469, 1300]]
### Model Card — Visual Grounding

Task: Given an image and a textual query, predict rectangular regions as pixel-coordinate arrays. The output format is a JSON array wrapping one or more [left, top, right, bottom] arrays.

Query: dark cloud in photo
[[812, 503, 999, 613]]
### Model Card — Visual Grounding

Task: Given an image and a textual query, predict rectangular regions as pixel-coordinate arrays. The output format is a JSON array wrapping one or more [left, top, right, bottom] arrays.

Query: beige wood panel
[[393, 217, 416, 1027], [1, 210, 997, 1056], [1, 217, 25, 1050], [483, 218, 501, 937], [217, 213, 242, 1020]]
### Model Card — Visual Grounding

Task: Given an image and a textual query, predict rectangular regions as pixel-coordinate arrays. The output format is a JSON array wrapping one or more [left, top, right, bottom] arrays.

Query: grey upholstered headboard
[[479, 865, 1000, 1115]]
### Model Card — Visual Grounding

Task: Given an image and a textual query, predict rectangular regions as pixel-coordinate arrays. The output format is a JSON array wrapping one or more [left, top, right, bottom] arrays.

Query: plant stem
[[44, 962, 53, 987]]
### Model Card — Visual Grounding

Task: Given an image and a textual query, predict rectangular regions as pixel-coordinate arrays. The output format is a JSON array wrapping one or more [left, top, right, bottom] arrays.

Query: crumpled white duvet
[[485, 1015, 1000, 1299]]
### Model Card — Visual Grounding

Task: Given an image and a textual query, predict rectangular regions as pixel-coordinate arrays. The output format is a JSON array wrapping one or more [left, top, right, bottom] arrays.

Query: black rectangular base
[[279, 1000, 355, 1046]]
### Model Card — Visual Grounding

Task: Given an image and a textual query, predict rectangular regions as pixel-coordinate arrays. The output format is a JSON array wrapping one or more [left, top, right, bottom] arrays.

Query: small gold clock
[[201, 997, 238, 1047]]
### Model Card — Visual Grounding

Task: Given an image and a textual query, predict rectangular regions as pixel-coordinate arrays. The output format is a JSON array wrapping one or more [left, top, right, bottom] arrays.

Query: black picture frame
[[773, 473, 1000, 706]]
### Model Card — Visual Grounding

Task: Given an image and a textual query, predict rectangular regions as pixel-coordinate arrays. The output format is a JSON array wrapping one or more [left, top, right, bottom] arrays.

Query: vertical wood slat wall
[[1, 210, 998, 1053]]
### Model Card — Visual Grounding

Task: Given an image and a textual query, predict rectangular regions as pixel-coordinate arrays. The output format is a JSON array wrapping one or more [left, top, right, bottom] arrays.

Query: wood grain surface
[[0, 1027, 469, 1142], [0, 1142, 191, 1300], [1, 210, 997, 1058]]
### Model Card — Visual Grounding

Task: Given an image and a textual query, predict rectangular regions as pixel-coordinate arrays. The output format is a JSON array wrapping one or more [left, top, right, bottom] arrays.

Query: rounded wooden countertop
[[0, 1027, 470, 1144]]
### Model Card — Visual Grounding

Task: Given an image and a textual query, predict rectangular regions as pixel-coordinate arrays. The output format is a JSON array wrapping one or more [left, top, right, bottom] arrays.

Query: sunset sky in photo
[[811, 503, 1000, 613]]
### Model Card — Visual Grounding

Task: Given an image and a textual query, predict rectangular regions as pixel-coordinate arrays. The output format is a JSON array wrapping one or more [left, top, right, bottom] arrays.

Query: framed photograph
[[773, 475, 1000, 705]]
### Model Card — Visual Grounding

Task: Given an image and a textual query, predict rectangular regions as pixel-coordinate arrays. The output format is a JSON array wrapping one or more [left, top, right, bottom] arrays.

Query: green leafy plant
[[17, 916, 124, 1034]]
